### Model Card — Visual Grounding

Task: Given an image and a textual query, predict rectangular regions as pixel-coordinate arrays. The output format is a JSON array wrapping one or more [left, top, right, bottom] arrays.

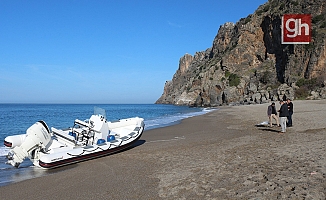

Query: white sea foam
[[0, 147, 9, 157], [144, 108, 215, 130]]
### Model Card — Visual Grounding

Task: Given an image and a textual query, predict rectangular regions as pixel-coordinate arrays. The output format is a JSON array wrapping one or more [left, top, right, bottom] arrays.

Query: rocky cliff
[[156, 0, 326, 106]]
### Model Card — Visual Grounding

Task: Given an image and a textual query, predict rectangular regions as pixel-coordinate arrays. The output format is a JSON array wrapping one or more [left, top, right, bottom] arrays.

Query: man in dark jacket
[[267, 102, 279, 127], [287, 99, 293, 127], [278, 100, 289, 133]]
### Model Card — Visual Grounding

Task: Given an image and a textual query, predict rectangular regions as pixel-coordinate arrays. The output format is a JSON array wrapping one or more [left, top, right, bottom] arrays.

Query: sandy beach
[[0, 100, 325, 199]]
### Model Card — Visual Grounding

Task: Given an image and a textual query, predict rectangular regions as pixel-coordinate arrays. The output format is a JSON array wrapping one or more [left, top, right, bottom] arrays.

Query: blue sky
[[0, 0, 267, 104]]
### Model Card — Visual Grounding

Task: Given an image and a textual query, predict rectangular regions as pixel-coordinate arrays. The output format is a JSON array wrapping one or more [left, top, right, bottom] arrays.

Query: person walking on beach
[[278, 100, 289, 133], [287, 99, 293, 127], [267, 102, 279, 127]]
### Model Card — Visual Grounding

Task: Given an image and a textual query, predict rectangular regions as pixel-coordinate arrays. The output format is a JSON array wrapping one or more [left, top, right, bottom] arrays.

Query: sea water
[[0, 104, 213, 186]]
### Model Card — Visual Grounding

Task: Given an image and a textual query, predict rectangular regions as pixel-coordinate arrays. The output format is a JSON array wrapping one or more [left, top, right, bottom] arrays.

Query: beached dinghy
[[4, 108, 144, 169]]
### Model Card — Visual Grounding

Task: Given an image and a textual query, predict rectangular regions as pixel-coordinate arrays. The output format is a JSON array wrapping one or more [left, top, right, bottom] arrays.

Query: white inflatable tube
[[4, 134, 26, 148]]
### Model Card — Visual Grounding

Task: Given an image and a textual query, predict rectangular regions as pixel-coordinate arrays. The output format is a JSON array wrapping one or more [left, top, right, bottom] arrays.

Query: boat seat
[[133, 127, 141, 132], [97, 142, 107, 146], [129, 132, 136, 137], [120, 136, 129, 141]]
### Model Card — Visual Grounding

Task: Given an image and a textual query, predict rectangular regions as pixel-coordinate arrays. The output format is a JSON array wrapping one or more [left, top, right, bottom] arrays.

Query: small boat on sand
[[4, 107, 144, 169]]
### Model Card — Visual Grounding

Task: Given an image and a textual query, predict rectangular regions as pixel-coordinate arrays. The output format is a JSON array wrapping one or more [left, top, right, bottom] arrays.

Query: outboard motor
[[7, 121, 51, 168]]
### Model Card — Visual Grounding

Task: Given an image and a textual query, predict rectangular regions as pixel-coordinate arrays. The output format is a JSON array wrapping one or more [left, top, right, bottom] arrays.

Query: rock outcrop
[[156, 0, 326, 106]]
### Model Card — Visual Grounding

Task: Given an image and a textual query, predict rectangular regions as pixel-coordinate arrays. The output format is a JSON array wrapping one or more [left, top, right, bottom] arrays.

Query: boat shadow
[[122, 139, 146, 151], [134, 139, 146, 146]]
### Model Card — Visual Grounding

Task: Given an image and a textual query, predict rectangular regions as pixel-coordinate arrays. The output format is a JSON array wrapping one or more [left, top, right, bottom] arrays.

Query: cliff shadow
[[261, 15, 294, 84]]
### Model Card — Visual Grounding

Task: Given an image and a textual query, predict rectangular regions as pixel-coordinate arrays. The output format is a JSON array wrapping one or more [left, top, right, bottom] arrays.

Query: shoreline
[[0, 100, 325, 199]]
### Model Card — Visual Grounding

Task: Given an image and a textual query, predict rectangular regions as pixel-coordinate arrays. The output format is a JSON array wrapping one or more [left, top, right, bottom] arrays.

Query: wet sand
[[0, 100, 325, 199]]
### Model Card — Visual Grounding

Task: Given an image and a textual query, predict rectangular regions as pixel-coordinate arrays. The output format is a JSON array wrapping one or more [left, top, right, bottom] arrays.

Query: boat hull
[[38, 130, 143, 169]]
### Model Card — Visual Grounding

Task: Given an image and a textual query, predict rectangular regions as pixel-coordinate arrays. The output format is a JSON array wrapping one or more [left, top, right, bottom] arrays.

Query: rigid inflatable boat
[[4, 107, 144, 169]]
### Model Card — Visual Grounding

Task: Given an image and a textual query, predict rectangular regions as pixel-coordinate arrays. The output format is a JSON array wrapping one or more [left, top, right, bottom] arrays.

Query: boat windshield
[[94, 106, 107, 120]]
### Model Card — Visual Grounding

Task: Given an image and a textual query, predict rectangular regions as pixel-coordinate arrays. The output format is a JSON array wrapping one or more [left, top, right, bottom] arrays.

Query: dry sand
[[0, 100, 325, 199]]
